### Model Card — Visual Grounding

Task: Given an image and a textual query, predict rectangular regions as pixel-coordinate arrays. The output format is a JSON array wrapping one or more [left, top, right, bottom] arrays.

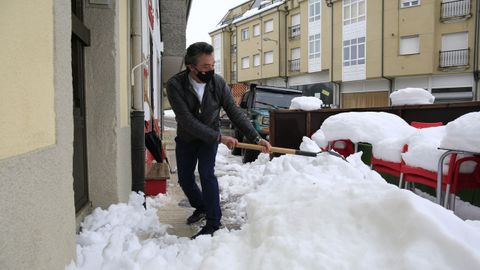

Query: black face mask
[[195, 69, 215, 83]]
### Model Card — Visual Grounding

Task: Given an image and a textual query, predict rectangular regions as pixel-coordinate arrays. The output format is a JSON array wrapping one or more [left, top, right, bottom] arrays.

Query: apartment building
[[0, 1, 190, 269], [211, 0, 480, 108]]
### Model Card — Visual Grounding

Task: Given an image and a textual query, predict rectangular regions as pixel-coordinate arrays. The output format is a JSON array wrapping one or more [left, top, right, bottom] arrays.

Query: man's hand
[[258, 139, 271, 153], [220, 135, 238, 149]]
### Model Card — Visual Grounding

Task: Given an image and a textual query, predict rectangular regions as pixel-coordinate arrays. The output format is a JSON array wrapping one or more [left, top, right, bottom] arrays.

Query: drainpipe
[[283, 4, 289, 87], [130, 0, 145, 193], [381, 0, 393, 105], [326, 0, 340, 107], [474, 0, 479, 100]]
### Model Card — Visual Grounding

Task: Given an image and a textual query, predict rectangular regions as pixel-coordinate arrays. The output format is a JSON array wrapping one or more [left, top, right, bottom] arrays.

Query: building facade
[[0, 1, 190, 269], [211, 0, 480, 108]]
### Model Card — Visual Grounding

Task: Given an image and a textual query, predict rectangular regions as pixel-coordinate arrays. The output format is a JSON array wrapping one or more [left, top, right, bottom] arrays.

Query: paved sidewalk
[[152, 130, 199, 238]]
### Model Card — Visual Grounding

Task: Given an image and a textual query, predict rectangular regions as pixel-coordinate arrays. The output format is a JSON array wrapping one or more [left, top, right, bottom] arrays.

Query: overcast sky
[[186, 0, 247, 47]]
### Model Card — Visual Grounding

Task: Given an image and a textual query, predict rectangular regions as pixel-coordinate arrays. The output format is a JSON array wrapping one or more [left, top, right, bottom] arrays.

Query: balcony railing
[[231, 44, 237, 54], [289, 25, 301, 39], [289, 59, 300, 72], [439, 48, 469, 69], [231, 71, 237, 83], [441, 0, 471, 21]]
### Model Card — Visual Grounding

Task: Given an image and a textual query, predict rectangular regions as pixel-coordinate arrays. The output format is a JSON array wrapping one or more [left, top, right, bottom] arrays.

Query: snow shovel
[[235, 142, 347, 161]]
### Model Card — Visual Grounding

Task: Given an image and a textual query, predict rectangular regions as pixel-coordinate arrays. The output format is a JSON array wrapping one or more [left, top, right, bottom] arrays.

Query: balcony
[[441, 0, 471, 22], [439, 48, 470, 70], [231, 44, 237, 54], [289, 59, 300, 72], [289, 25, 301, 40], [231, 71, 237, 83]]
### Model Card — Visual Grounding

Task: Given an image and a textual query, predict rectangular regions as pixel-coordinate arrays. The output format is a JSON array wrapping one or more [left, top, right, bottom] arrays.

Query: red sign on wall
[[148, 0, 155, 30]]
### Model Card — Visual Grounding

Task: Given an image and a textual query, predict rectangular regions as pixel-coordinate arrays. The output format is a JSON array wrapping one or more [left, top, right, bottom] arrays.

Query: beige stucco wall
[[332, 2, 343, 82], [321, 0, 331, 71], [119, 0, 130, 128], [237, 9, 283, 82], [0, 1, 56, 160], [0, 1, 76, 269], [384, 0, 436, 76], [366, 0, 382, 79]]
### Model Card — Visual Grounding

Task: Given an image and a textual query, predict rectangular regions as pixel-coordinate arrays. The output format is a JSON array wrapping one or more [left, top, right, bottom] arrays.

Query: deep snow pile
[[289, 96, 323, 111], [440, 111, 480, 153], [320, 112, 416, 144], [68, 145, 480, 270], [390, 88, 435, 106]]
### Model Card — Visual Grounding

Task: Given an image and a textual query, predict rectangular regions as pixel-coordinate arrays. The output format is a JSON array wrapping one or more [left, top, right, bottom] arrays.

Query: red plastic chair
[[402, 154, 480, 209], [371, 145, 408, 186], [410, 121, 443, 128], [371, 122, 443, 187], [328, 139, 355, 158]]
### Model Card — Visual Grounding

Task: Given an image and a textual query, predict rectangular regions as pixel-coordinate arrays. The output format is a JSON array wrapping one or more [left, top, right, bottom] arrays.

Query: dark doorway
[[71, 0, 90, 212]]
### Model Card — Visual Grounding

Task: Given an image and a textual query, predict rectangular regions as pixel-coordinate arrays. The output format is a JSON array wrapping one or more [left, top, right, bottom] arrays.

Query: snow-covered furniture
[[371, 121, 443, 187]]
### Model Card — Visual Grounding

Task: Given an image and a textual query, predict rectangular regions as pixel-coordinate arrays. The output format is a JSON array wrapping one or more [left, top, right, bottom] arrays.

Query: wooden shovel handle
[[236, 142, 296, 155]]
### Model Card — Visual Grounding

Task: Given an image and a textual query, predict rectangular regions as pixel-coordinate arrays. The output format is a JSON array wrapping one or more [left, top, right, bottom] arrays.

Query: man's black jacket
[[166, 70, 259, 143]]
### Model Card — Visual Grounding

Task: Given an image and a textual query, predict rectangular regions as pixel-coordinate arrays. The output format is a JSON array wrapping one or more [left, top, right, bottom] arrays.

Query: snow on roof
[[211, 0, 285, 33], [233, 0, 284, 24], [320, 112, 416, 144], [440, 111, 480, 153], [390, 88, 435, 106]]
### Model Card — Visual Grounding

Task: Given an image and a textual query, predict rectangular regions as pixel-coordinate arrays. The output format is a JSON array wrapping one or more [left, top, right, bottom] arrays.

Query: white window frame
[[309, 0, 321, 22], [309, 34, 321, 59], [399, 35, 420, 55], [253, 54, 261, 66], [241, 28, 249, 40], [264, 19, 274, 33], [253, 24, 260, 37], [291, 13, 301, 26], [343, 37, 366, 66], [264, 51, 274, 64], [291, 47, 301, 60], [401, 0, 420, 8], [242, 56, 249, 69], [343, 0, 366, 25]]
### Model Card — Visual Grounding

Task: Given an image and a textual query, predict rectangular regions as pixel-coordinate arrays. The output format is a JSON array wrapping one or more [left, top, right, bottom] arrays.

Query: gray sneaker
[[186, 209, 206, 225]]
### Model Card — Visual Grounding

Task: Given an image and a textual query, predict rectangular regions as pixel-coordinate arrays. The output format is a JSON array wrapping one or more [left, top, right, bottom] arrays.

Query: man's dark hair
[[184, 42, 214, 66]]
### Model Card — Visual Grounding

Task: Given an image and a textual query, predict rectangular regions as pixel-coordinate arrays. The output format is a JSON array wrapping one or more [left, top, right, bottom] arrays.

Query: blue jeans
[[175, 137, 221, 227]]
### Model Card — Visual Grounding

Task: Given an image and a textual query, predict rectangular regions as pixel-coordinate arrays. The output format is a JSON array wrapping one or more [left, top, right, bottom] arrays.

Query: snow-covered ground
[[68, 143, 480, 270]]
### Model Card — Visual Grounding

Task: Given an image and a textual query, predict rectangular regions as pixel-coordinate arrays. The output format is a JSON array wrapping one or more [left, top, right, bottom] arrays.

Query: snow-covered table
[[436, 148, 480, 208]]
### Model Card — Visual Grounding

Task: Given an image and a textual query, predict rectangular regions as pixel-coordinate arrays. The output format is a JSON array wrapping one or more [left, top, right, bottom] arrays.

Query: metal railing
[[441, 0, 471, 20], [289, 25, 301, 39], [231, 71, 237, 83], [439, 48, 469, 68], [289, 59, 300, 72], [231, 44, 237, 54]]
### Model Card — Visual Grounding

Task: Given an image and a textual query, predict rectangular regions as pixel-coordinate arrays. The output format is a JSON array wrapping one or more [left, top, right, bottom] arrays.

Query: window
[[343, 37, 366, 66], [264, 51, 274, 64], [242, 56, 249, 69], [253, 54, 261, 66], [253, 24, 260, 37], [291, 48, 301, 60], [241, 28, 249, 40], [291, 13, 300, 26], [309, 34, 320, 59], [309, 0, 321, 22], [290, 48, 301, 71], [343, 0, 366, 25], [290, 14, 301, 39], [401, 0, 420, 8], [264, 20, 273, 33], [213, 34, 222, 72], [400, 35, 419, 55]]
